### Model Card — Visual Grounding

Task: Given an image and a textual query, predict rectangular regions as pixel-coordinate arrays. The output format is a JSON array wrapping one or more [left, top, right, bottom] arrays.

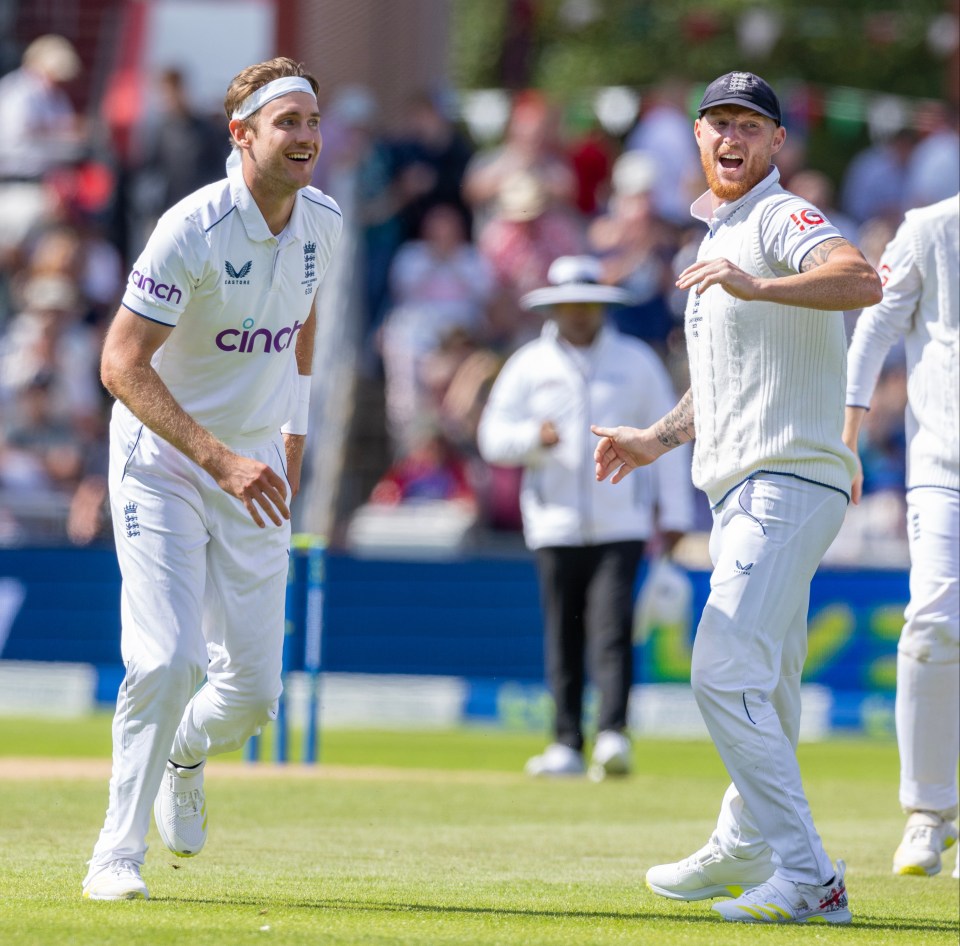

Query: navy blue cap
[[698, 71, 781, 126]]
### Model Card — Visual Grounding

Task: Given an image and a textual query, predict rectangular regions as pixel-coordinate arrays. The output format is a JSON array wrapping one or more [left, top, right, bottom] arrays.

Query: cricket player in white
[[82, 58, 342, 901], [592, 71, 882, 924], [843, 193, 959, 879]]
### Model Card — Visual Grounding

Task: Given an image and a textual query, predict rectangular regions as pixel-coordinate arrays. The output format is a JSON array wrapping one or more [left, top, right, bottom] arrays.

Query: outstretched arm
[[592, 389, 695, 484]]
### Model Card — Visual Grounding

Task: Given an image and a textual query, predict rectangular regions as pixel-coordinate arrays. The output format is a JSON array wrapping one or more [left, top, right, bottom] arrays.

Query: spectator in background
[[587, 150, 678, 358], [0, 34, 85, 260], [129, 67, 227, 248], [310, 83, 379, 197], [843, 193, 959, 881], [17, 222, 123, 329], [369, 422, 477, 511], [463, 90, 577, 237], [478, 256, 693, 780], [391, 91, 474, 243], [379, 202, 495, 452], [840, 127, 916, 227], [564, 104, 616, 217], [0, 273, 102, 435], [623, 78, 702, 228], [904, 102, 960, 211], [478, 170, 585, 349]]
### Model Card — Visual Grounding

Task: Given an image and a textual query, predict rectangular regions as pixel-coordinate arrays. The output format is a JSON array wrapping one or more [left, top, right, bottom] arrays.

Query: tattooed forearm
[[654, 389, 695, 449], [799, 237, 849, 273]]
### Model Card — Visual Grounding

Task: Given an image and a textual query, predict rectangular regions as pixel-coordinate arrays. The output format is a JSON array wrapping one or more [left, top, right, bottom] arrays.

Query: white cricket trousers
[[692, 475, 847, 886], [897, 486, 960, 817], [90, 413, 290, 867]]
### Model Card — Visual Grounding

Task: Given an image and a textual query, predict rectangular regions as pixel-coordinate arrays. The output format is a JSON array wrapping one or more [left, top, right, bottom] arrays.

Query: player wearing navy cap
[[592, 70, 882, 924], [82, 57, 342, 901]]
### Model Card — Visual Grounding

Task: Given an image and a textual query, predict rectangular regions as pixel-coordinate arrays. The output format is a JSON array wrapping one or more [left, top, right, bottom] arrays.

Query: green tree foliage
[[452, 0, 952, 101]]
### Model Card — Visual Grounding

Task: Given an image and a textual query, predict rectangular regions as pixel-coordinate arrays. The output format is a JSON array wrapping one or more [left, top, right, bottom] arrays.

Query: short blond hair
[[223, 57, 320, 126]]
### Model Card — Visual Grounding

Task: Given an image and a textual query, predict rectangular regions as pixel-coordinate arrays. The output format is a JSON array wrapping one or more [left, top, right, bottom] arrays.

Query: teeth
[[287, 153, 310, 160]]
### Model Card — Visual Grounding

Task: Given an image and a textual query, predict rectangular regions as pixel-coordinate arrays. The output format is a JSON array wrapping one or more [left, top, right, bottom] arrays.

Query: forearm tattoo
[[800, 237, 848, 273], [655, 389, 695, 449]]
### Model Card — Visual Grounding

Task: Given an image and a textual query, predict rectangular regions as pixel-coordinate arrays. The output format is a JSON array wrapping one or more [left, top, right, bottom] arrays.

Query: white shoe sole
[[646, 878, 763, 901]]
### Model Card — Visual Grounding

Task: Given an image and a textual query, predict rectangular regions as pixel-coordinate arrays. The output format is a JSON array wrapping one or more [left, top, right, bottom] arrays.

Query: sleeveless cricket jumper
[[685, 168, 855, 885], [91, 162, 342, 867], [847, 194, 960, 818]]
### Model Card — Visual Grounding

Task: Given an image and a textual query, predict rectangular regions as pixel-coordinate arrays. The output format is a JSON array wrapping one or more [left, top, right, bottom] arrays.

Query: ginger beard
[[699, 145, 771, 202]]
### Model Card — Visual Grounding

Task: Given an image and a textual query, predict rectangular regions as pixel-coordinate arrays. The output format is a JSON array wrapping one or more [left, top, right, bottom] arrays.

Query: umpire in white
[[478, 256, 693, 780]]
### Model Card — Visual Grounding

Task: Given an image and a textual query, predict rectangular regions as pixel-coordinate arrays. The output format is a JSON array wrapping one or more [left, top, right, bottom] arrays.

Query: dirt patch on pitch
[[0, 757, 521, 784]]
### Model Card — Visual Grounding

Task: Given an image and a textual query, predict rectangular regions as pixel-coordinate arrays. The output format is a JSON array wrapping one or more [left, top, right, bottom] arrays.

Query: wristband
[[281, 375, 311, 435]]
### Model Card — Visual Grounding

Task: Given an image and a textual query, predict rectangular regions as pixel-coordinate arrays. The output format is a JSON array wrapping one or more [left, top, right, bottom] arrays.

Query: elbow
[[100, 350, 123, 400], [861, 270, 884, 308]]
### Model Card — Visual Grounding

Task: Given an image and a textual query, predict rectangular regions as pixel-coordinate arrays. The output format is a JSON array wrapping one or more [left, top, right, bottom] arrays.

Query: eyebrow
[[271, 107, 322, 120]]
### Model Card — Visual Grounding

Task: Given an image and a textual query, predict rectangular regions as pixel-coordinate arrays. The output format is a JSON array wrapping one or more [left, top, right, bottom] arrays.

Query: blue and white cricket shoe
[[154, 759, 208, 857]]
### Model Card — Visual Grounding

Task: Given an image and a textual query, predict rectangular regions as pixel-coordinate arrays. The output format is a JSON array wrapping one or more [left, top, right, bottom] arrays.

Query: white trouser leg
[[715, 593, 808, 863], [91, 425, 209, 867], [897, 487, 960, 817], [691, 476, 846, 885], [169, 442, 290, 766]]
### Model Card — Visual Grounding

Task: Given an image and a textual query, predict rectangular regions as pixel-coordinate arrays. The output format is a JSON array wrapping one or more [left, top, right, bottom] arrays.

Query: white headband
[[231, 76, 316, 121]]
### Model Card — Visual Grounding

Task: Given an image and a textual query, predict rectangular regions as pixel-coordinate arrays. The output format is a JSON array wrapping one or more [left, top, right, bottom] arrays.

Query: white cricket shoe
[[953, 847, 959, 880], [82, 859, 149, 900], [893, 811, 959, 876], [588, 730, 631, 781], [645, 833, 773, 901], [713, 860, 851, 925], [524, 743, 585, 777], [154, 759, 208, 857]]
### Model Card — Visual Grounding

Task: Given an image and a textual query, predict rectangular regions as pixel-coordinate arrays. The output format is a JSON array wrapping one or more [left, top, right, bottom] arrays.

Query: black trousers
[[534, 541, 646, 751]]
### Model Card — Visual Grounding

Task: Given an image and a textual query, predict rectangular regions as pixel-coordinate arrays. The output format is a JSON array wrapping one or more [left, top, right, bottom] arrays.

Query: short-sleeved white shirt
[[120, 162, 342, 447]]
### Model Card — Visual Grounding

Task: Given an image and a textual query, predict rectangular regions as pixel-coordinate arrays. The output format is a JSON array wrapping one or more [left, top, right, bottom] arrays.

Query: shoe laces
[[109, 858, 141, 877], [903, 823, 937, 848], [174, 787, 204, 815], [680, 838, 721, 870]]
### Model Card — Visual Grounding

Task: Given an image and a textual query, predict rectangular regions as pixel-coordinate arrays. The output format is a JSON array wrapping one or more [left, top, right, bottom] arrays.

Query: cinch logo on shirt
[[215, 317, 303, 353], [129, 269, 183, 305]]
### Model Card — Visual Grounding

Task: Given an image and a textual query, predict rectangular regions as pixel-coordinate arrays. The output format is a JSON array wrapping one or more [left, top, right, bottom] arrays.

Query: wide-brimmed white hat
[[519, 256, 636, 310]]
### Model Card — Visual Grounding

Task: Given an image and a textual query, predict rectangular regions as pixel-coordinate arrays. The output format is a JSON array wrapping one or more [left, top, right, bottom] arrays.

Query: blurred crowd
[[1, 34, 957, 550]]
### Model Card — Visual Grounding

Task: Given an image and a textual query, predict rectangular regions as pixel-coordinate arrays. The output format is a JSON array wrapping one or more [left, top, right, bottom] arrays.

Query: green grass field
[[0, 715, 957, 946]]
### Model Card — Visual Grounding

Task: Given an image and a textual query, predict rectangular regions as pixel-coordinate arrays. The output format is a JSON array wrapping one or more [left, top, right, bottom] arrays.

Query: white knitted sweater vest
[[685, 186, 857, 506]]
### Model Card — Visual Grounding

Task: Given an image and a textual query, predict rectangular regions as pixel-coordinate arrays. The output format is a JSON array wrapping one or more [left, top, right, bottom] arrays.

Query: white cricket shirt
[[120, 162, 343, 447], [685, 168, 857, 506], [847, 193, 959, 490]]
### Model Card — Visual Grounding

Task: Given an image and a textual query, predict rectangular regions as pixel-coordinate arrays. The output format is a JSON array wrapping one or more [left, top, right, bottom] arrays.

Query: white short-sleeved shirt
[[120, 162, 342, 446], [690, 168, 843, 273]]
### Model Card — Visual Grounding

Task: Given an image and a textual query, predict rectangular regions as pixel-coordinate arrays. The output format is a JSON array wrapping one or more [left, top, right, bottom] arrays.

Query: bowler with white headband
[[82, 57, 343, 902]]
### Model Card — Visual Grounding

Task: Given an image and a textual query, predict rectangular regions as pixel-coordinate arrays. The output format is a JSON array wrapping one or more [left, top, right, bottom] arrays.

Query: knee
[[227, 672, 283, 724], [899, 620, 960, 665], [126, 650, 206, 709]]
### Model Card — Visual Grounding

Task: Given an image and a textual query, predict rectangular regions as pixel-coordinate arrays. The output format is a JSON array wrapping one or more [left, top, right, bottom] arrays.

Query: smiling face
[[231, 91, 322, 198], [695, 105, 785, 203]]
